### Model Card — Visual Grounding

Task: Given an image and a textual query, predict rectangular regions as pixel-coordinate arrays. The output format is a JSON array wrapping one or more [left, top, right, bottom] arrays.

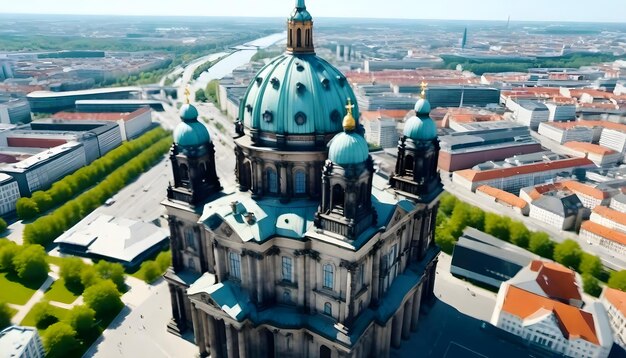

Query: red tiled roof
[[581, 221, 626, 247], [564, 141, 617, 156], [455, 158, 593, 182], [603, 287, 626, 317], [544, 120, 626, 133], [592, 206, 626, 227], [52, 107, 149, 122], [502, 285, 599, 345], [530, 260, 582, 302], [476, 185, 528, 209]]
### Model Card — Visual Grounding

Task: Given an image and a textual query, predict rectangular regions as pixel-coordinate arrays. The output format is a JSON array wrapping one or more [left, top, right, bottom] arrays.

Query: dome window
[[246, 104, 253, 113], [255, 77, 263, 86], [336, 75, 346, 86], [296, 82, 306, 94], [330, 109, 341, 122], [296, 63, 305, 72], [263, 110, 273, 123], [271, 77, 280, 89], [294, 112, 307, 125], [321, 78, 330, 89]]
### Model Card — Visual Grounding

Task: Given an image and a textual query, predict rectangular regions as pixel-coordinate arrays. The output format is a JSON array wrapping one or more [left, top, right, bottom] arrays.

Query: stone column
[[214, 244, 225, 280], [255, 257, 264, 304], [225, 323, 236, 358], [390, 308, 403, 348], [297, 253, 306, 306], [401, 297, 413, 340], [371, 247, 381, 306], [169, 284, 181, 323], [207, 315, 219, 358], [191, 305, 207, 355], [411, 286, 422, 332], [238, 328, 248, 358]]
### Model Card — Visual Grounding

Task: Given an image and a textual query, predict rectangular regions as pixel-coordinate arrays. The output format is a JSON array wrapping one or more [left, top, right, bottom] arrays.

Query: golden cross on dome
[[184, 86, 191, 104], [345, 98, 355, 115], [420, 81, 428, 99]]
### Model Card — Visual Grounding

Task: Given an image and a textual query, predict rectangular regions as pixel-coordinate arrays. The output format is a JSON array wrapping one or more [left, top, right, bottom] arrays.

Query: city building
[[26, 86, 142, 113], [441, 107, 503, 132], [545, 102, 576, 122], [563, 142, 622, 167], [0, 97, 31, 125], [438, 126, 542, 172], [600, 287, 626, 349], [360, 112, 399, 149], [52, 107, 153, 140], [54, 214, 169, 269], [538, 122, 595, 144], [476, 185, 529, 215], [580, 221, 626, 257], [520, 181, 614, 211], [0, 141, 86, 196], [491, 260, 613, 358], [507, 99, 549, 130], [363, 58, 443, 72], [450, 227, 534, 289], [75, 100, 164, 112], [526, 189, 584, 231], [611, 193, 626, 213], [0, 173, 21, 216], [425, 86, 500, 108], [161, 3, 442, 357], [452, 157, 594, 194], [599, 129, 626, 155], [0, 326, 44, 358], [590, 206, 626, 234]]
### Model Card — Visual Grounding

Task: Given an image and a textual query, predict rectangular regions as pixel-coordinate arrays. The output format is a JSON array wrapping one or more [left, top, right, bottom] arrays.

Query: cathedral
[[162, 1, 443, 357]]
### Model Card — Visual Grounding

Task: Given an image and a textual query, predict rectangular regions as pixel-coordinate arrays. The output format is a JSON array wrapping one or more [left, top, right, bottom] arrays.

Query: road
[[442, 177, 626, 271]]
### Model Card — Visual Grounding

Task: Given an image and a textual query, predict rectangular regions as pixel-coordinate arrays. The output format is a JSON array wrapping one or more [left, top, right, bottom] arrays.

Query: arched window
[[242, 161, 252, 190], [405, 155, 414, 174], [360, 183, 368, 207], [180, 164, 189, 182], [323, 302, 332, 316], [294, 170, 306, 194], [199, 162, 208, 182], [332, 184, 345, 213], [188, 257, 196, 271], [283, 290, 291, 304], [185, 228, 196, 250], [305, 29, 310, 46], [229, 252, 241, 280], [323, 264, 334, 290], [320, 345, 331, 358], [289, 29, 293, 47], [296, 28, 302, 48], [282, 256, 293, 282], [266, 168, 278, 194]]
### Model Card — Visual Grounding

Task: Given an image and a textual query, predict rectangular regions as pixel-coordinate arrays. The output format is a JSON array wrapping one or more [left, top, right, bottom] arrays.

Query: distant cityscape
[[0, 3, 625, 358]]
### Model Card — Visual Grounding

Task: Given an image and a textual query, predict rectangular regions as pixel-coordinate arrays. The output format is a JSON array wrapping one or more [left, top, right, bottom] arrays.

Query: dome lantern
[[287, 0, 314, 54]]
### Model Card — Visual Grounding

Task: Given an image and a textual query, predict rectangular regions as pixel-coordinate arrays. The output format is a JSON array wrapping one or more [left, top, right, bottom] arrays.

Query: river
[[193, 32, 286, 90]]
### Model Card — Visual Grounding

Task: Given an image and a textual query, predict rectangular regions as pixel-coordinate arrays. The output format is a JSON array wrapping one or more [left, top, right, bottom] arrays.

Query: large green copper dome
[[328, 132, 369, 166], [174, 104, 211, 147], [240, 54, 359, 143]]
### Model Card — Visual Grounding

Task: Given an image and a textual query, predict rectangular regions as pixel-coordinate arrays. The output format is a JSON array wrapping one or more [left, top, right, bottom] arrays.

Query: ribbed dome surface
[[328, 132, 369, 165], [403, 116, 437, 142], [414, 98, 431, 116], [174, 121, 211, 147], [240, 54, 359, 138]]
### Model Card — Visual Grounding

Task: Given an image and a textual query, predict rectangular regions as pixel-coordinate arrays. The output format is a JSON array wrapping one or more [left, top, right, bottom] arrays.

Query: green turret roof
[[404, 98, 437, 141], [174, 103, 211, 147], [290, 0, 312, 21], [328, 132, 369, 165]]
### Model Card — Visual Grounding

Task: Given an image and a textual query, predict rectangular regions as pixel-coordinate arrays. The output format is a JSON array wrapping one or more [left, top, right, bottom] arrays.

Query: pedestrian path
[[11, 275, 54, 324]]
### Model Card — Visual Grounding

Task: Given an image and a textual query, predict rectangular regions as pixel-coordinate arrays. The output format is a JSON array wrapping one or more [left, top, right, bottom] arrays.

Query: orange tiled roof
[[530, 260, 582, 302], [564, 141, 617, 156], [581, 221, 626, 247], [455, 158, 593, 182], [544, 120, 626, 133], [476, 185, 528, 209], [502, 285, 599, 345], [592, 206, 626, 226], [52, 107, 149, 122], [603, 287, 626, 317]]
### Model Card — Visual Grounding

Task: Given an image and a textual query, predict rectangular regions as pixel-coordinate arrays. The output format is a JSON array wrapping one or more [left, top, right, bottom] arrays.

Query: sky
[[1, 0, 625, 23]]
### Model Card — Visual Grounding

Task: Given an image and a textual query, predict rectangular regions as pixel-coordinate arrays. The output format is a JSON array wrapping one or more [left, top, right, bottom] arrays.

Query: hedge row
[[16, 127, 170, 221], [435, 193, 625, 296], [23, 136, 172, 247]]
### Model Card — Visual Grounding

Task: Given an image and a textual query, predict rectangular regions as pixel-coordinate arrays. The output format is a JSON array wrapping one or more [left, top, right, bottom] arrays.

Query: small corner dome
[[403, 116, 437, 142], [179, 103, 199, 122], [174, 121, 211, 147], [328, 132, 369, 166], [414, 98, 431, 116]]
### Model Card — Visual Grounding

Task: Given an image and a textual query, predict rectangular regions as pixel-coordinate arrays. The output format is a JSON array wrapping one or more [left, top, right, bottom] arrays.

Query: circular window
[[330, 109, 341, 122], [263, 110, 273, 123], [294, 112, 307, 125]]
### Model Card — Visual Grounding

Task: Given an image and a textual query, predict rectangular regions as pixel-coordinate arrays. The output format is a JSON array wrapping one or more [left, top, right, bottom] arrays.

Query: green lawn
[[0, 272, 43, 305], [44, 278, 79, 304], [20, 302, 68, 328]]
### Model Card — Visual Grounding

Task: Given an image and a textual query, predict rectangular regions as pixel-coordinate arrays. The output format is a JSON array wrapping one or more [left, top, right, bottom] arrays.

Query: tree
[[484, 213, 510, 242], [0, 217, 7, 233], [448, 202, 471, 238], [94, 261, 126, 292], [468, 208, 485, 231], [80, 266, 101, 288], [528, 232, 554, 259], [59, 258, 87, 294], [579, 253, 603, 279], [31, 301, 59, 330], [438, 193, 458, 217], [31, 191, 54, 213], [12, 245, 49, 282], [582, 274, 602, 297], [435, 227, 456, 255], [508, 221, 530, 249], [0, 241, 19, 272], [64, 305, 97, 341], [608, 270, 626, 291], [553, 240, 583, 271], [195, 89, 207, 102], [142, 261, 161, 283], [83, 280, 123, 320], [43, 322, 80, 358], [16, 197, 39, 220], [0, 301, 12, 330], [156, 251, 172, 271]]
